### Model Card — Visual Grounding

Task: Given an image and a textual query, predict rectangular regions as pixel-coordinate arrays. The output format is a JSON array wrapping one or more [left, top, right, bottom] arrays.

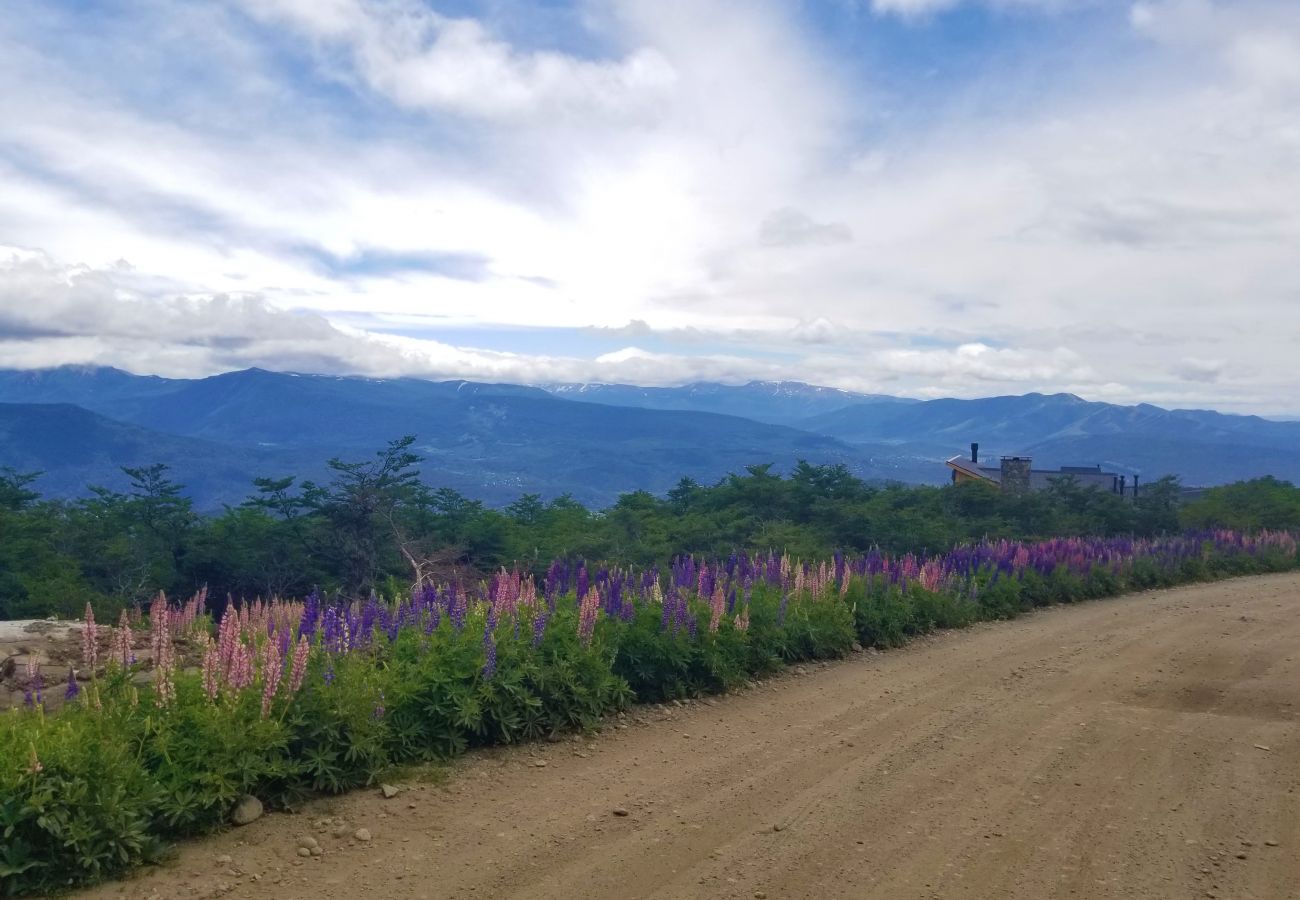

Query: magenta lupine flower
[[288, 634, 311, 694], [81, 603, 98, 673], [577, 586, 600, 645]]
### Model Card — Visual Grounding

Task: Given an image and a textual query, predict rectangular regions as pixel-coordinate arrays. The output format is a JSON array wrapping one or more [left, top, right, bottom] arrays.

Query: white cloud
[[234, 0, 676, 122], [0, 0, 1298, 414]]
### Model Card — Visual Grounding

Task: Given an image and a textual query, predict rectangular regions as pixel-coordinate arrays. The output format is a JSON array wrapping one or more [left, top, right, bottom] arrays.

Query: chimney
[[970, 442, 980, 464], [1119, 475, 1127, 497], [1000, 456, 1032, 495], [1133, 475, 1140, 498]]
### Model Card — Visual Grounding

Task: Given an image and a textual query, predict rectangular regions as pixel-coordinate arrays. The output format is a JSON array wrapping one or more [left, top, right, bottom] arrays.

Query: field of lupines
[[2, 529, 1297, 896]]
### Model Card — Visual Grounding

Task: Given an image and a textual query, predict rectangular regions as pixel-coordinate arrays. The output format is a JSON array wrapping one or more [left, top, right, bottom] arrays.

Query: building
[[946, 443, 1137, 496]]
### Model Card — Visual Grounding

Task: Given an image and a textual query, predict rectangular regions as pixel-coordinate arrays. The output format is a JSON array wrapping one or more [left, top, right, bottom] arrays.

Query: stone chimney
[[971, 442, 980, 464], [1000, 457, 1032, 495]]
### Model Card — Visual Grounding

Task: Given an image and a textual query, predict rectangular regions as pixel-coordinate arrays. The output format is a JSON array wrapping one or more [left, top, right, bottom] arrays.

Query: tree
[[315, 436, 426, 594], [0, 468, 40, 511], [1133, 475, 1181, 536]]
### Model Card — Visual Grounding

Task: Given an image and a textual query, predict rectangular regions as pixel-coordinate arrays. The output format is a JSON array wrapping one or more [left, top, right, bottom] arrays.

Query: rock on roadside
[[230, 795, 263, 826]]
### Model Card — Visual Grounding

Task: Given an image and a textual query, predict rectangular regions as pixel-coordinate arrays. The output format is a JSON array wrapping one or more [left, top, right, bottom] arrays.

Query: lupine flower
[[227, 639, 254, 686], [288, 634, 311, 693], [65, 668, 80, 701], [577, 586, 600, 645], [708, 584, 726, 633], [531, 608, 548, 648], [734, 604, 751, 633], [201, 636, 220, 701], [152, 605, 176, 709], [26, 744, 42, 775], [260, 638, 283, 718], [110, 610, 133, 669], [81, 603, 98, 673], [481, 630, 497, 680]]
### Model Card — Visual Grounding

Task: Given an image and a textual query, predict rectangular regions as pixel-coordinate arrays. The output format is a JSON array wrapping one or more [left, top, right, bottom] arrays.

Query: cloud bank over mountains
[[0, 0, 1297, 412]]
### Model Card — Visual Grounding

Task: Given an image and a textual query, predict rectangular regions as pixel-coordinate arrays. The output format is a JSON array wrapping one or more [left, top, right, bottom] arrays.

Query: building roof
[[946, 454, 1126, 490], [945, 455, 1001, 482]]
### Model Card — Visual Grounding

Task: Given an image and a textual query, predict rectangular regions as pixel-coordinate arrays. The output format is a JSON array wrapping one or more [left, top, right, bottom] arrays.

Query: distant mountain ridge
[[542, 380, 914, 425], [799, 391, 1300, 485], [0, 367, 930, 509], [0, 367, 1296, 509]]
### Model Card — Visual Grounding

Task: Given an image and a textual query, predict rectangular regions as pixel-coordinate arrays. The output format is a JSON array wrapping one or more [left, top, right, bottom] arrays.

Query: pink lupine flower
[[216, 605, 240, 679], [149, 597, 168, 665], [110, 610, 133, 669], [708, 584, 726, 633], [288, 634, 311, 694], [153, 609, 176, 709], [228, 641, 255, 693], [577, 586, 601, 645], [734, 604, 751, 633], [81, 603, 98, 672], [260, 638, 283, 719], [201, 636, 220, 701]]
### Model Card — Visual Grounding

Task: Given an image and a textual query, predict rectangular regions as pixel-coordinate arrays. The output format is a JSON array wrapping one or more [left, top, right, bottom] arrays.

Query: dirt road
[[84, 573, 1300, 900]]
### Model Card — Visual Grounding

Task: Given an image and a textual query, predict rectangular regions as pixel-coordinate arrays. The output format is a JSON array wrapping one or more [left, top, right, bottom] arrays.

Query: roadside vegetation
[[2, 526, 1297, 894]]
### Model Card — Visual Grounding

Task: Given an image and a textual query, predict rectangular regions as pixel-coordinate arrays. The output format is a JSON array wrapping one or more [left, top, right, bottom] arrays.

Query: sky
[[0, 0, 1298, 413]]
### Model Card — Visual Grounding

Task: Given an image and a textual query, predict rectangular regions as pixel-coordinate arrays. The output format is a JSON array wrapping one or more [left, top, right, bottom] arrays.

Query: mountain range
[[0, 366, 1296, 509]]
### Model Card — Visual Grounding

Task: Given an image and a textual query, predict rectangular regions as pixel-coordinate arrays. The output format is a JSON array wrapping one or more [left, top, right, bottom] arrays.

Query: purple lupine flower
[[65, 668, 80, 701], [299, 589, 321, 640], [448, 584, 466, 631], [531, 608, 549, 648], [481, 630, 497, 680]]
